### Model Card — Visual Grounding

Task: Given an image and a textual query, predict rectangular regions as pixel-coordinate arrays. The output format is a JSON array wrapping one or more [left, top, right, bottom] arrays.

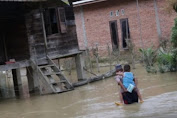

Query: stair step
[[51, 80, 67, 85], [57, 88, 73, 93], [49, 78, 55, 83], [44, 72, 61, 76], [32, 56, 73, 94], [53, 86, 62, 93], [39, 64, 55, 68], [57, 89, 67, 93], [52, 84, 70, 93]]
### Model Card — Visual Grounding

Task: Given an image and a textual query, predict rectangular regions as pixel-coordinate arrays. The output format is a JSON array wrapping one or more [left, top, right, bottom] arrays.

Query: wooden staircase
[[31, 56, 74, 94]]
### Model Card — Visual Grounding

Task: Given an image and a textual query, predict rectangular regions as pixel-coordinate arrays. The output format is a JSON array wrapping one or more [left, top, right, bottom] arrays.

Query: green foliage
[[139, 47, 157, 67], [171, 18, 177, 48], [139, 47, 157, 73], [166, 0, 177, 12], [170, 16, 177, 71], [159, 38, 169, 50], [157, 47, 176, 73], [172, 0, 177, 12], [146, 66, 157, 73]]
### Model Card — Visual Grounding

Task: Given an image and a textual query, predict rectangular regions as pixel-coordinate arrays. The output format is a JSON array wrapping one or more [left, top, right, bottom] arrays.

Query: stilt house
[[0, 0, 85, 98]]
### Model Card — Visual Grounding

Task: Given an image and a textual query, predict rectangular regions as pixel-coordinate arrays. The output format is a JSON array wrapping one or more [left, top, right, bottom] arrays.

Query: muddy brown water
[[0, 64, 177, 118]]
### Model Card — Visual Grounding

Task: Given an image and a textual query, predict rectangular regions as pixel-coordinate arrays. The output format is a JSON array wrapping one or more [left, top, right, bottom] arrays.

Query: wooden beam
[[0, 60, 30, 71], [40, 4, 48, 55]]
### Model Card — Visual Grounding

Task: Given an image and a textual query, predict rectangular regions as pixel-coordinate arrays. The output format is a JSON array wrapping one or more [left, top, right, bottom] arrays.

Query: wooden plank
[[0, 60, 30, 71]]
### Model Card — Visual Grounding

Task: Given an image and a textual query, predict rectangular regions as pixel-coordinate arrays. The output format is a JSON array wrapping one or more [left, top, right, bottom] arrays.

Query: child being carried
[[115, 64, 143, 105]]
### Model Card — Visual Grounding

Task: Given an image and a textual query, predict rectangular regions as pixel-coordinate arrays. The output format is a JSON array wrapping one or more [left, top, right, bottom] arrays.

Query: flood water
[[0, 64, 177, 118]]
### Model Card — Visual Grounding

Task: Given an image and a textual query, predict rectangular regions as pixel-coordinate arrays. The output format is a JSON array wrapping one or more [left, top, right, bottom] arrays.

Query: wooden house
[[0, 0, 85, 98]]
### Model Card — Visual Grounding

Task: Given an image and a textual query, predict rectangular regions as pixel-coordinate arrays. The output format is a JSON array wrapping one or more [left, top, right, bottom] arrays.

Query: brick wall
[[156, 0, 176, 40], [74, 0, 176, 56]]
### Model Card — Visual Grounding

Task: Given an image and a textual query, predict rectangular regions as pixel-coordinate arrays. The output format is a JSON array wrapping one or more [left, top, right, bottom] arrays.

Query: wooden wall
[[0, 2, 79, 67], [26, 8, 79, 61], [26, 10, 46, 60]]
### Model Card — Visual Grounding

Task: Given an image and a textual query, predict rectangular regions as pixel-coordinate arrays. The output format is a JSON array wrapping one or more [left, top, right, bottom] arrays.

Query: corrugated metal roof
[[0, 0, 46, 2], [73, 0, 107, 7]]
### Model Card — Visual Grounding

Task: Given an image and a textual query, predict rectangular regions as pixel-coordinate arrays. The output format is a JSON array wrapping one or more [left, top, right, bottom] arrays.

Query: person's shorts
[[120, 87, 139, 93], [122, 90, 138, 104]]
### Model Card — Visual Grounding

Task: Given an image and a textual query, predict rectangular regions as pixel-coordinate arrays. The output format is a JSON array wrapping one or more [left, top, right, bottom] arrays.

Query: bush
[[170, 17, 177, 70], [157, 47, 176, 73], [171, 18, 177, 48], [139, 47, 157, 73]]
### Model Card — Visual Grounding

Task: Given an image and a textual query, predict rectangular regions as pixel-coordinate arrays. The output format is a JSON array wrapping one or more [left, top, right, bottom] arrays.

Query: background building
[[73, 0, 176, 55]]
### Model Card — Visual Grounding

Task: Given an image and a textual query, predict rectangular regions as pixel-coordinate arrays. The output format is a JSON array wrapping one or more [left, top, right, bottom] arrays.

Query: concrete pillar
[[75, 53, 87, 81], [16, 68, 30, 98], [0, 71, 15, 99], [33, 69, 41, 93], [6, 70, 15, 98], [27, 67, 34, 93]]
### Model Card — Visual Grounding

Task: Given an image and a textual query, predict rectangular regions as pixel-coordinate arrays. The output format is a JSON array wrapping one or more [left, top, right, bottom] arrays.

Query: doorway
[[109, 20, 119, 51], [120, 18, 130, 48], [0, 2, 30, 64]]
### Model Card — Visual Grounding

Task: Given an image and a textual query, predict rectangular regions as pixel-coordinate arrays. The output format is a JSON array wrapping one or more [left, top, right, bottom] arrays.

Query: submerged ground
[[0, 64, 177, 118]]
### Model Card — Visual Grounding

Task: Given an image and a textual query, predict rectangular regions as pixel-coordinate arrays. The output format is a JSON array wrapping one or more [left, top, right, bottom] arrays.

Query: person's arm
[[118, 81, 127, 92], [134, 77, 138, 87], [116, 72, 124, 76]]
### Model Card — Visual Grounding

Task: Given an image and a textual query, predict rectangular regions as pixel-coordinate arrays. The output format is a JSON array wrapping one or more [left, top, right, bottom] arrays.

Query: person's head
[[124, 64, 131, 72], [115, 64, 123, 72]]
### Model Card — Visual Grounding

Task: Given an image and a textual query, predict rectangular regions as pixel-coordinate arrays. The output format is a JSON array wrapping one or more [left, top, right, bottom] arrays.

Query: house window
[[120, 18, 130, 48], [121, 9, 125, 15], [116, 10, 119, 16], [44, 7, 67, 35], [110, 11, 114, 17], [109, 20, 119, 51], [58, 8, 67, 33]]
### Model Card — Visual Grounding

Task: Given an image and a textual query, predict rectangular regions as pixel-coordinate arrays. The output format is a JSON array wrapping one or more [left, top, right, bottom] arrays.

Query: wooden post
[[95, 44, 100, 73], [126, 39, 136, 69], [107, 43, 112, 71], [40, 4, 48, 55], [86, 48, 92, 72]]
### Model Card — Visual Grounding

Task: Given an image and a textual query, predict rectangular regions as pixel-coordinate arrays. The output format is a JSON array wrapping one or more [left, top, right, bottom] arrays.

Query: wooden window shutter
[[58, 8, 67, 33]]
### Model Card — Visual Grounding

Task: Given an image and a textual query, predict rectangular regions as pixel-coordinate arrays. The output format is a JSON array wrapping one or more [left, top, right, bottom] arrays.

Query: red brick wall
[[74, 0, 176, 55], [156, 0, 176, 40]]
